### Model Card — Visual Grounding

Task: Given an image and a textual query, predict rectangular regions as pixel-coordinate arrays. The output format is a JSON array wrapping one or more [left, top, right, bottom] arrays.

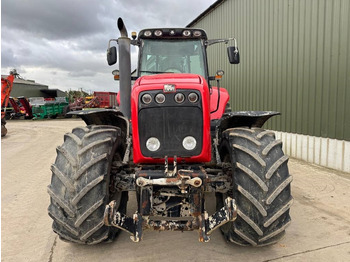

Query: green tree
[[66, 89, 89, 103]]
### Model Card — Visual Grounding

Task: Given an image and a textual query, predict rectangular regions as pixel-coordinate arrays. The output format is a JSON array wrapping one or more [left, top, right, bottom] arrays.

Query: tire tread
[[219, 128, 292, 246], [48, 125, 127, 244]]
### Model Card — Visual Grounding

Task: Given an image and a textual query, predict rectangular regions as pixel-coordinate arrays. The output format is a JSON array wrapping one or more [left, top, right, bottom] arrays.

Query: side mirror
[[107, 46, 117, 65], [227, 46, 240, 64]]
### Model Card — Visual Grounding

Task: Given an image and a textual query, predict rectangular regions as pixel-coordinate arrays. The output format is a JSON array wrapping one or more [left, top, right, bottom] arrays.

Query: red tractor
[[48, 18, 292, 246]]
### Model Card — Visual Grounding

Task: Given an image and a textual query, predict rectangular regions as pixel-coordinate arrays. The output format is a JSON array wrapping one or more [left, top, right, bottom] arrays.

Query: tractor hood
[[131, 72, 211, 164], [137, 73, 203, 86]]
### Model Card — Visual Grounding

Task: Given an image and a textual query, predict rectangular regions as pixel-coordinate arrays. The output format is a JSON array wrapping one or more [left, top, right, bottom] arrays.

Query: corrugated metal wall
[[190, 0, 350, 141]]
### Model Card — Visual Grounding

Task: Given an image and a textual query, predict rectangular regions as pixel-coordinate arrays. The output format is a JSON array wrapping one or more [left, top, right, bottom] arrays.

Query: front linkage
[[104, 158, 237, 242]]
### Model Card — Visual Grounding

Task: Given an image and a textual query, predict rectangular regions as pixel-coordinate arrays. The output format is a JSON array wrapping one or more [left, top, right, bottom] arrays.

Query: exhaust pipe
[[118, 18, 128, 37], [117, 18, 131, 119]]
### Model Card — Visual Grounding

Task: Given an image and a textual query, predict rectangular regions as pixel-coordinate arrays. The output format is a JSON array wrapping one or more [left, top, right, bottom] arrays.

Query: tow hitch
[[104, 159, 236, 242], [104, 196, 237, 242]]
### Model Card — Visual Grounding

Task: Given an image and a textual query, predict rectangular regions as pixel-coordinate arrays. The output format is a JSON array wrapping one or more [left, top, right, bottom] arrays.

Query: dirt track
[[1, 119, 350, 262]]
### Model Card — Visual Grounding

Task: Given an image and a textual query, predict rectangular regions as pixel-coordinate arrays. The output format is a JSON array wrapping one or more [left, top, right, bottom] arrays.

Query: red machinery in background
[[93, 91, 118, 108], [65, 91, 118, 115], [8, 97, 33, 119], [1, 74, 15, 136]]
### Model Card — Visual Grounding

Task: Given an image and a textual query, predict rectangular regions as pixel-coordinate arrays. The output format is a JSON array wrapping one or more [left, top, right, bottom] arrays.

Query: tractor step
[[104, 197, 237, 242]]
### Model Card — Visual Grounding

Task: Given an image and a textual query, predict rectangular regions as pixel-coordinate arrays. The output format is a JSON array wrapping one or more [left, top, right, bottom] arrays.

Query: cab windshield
[[139, 39, 206, 77]]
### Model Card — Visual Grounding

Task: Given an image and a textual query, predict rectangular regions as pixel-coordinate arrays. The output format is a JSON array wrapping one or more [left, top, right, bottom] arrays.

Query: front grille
[[138, 91, 203, 158]]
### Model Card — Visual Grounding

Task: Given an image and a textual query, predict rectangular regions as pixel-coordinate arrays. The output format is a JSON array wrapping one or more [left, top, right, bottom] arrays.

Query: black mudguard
[[209, 111, 280, 165], [68, 109, 129, 135], [218, 111, 279, 129], [213, 111, 280, 139]]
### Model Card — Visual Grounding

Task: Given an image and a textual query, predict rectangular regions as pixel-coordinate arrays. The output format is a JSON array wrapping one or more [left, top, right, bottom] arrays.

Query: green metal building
[[1, 75, 66, 98], [188, 0, 350, 172]]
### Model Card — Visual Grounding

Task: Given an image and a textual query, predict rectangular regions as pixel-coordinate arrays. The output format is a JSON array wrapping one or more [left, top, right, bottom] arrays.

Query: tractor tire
[[225, 102, 232, 113], [47, 125, 128, 244], [1, 119, 7, 137], [218, 127, 293, 246], [1, 124, 7, 137]]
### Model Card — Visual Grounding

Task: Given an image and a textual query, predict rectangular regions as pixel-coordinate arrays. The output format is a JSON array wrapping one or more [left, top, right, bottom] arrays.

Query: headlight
[[141, 93, 152, 104], [144, 30, 152, 37], [182, 136, 196, 150], [146, 137, 160, 151], [193, 30, 202, 37], [174, 93, 185, 103], [188, 93, 198, 103], [155, 93, 165, 104], [183, 30, 191, 37], [154, 30, 163, 37]]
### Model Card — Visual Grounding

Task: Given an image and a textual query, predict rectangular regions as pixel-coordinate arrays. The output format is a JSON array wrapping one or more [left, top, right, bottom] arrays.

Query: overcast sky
[[1, 0, 217, 93]]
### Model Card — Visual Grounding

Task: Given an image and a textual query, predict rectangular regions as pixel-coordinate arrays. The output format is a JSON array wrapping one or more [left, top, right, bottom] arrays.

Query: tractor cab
[[108, 26, 239, 122], [108, 27, 239, 82], [136, 29, 209, 80]]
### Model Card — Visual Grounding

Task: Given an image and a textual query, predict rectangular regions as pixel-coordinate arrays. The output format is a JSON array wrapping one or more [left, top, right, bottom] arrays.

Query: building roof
[[186, 0, 225, 27], [1, 75, 48, 87]]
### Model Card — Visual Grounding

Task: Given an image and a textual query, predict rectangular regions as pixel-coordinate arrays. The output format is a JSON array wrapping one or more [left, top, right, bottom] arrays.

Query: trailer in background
[[30, 97, 68, 119], [93, 91, 118, 108]]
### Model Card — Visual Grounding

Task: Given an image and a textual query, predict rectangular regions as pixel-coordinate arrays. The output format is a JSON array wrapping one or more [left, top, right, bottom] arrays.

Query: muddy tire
[[47, 125, 127, 244], [218, 127, 293, 246], [1, 119, 7, 137], [225, 102, 232, 113]]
